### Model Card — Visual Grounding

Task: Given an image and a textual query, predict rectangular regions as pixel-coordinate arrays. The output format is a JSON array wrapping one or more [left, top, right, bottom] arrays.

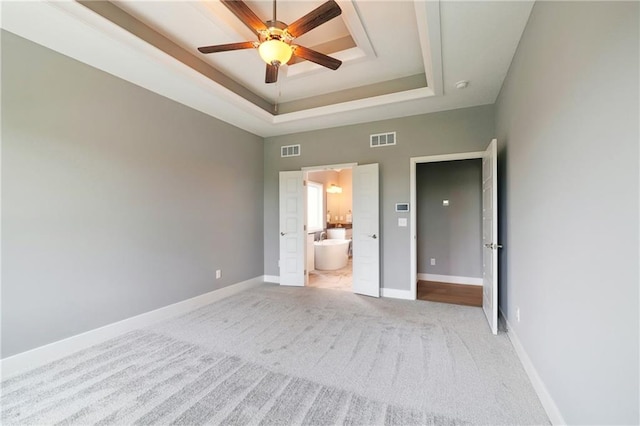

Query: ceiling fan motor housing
[[260, 21, 292, 43]]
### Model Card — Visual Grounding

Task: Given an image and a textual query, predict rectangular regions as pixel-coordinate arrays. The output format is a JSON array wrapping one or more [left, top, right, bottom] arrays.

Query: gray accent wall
[[416, 160, 482, 278], [264, 106, 494, 290], [1, 31, 264, 358], [495, 2, 639, 424]]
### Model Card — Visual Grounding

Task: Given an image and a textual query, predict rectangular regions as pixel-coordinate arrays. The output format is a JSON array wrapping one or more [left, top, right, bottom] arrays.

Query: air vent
[[281, 144, 301, 157], [370, 132, 396, 147]]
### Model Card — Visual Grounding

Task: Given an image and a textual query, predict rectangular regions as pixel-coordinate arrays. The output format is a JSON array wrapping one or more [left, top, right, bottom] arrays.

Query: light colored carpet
[[1, 284, 549, 425]]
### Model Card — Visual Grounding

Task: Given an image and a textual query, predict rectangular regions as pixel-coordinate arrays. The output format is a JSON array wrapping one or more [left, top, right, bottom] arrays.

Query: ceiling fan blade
[[221, 0, 268, 36], [286, 0, 342, 38], [197, 41, 256, 54], [293, 45, 342, 70], [266, 64, 279, 83]]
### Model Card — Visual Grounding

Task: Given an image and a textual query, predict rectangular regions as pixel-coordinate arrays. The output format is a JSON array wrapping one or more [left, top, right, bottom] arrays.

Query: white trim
[[1, 276, 265, 379], [417, 273, 482, 286], [301, 163, 357, 172], [409, 150, 485, 300], [381, 288, 415, 300], [501, 308, 567, 425], [264, 275, 280, 284], [415, 0, 444, 97], [273, 87, 435, 124]]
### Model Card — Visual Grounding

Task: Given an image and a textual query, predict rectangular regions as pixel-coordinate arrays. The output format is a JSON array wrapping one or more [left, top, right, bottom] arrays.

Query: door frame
[[409, 151, 485, 299]]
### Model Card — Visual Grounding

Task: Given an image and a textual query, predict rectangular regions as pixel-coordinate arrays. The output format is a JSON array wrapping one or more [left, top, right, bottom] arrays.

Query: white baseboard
[[263, 275, 280, 283], [500, 308, 566, 425], [381, 288, 415, 300], [417, 273, 482, 286], [1, 276, 265, 379]]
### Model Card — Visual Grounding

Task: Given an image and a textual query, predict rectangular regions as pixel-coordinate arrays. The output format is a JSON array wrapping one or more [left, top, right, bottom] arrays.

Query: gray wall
[[417, 160, 482, 277], [495, 2, 639, 424], [1, 31, 264, 358], [264, 106, 494, 290]]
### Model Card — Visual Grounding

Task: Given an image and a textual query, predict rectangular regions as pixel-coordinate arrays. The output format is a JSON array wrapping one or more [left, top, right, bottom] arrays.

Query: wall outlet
[[516, 307, 521, 323], [216, 270, 221, 279], [430, 258, 436, 266]]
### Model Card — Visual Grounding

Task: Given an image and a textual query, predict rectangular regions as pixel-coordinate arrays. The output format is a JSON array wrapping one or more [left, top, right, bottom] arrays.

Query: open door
[[352, 163, 380, 297], [482, 139, 499, 334], [279, 171, 304, 286]]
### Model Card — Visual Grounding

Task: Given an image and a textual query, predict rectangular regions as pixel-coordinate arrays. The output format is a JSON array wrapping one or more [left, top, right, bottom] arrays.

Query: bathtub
[[314, 239, 350, 270]]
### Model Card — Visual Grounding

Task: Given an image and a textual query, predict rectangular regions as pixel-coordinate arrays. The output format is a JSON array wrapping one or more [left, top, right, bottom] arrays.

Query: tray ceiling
[[1, 1, 534, 137]]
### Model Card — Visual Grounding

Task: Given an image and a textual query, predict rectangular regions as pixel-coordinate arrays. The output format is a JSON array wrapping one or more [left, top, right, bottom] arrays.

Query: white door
[[482, 139, 499, 334], [279, 171, 305, 286], [352, 163, 380, 297]]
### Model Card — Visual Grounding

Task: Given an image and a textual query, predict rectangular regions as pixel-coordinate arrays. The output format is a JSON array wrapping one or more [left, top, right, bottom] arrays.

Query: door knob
[[369, 234, 377, 239], [484, 243, 503, 249], [280, 232, 286, 236]]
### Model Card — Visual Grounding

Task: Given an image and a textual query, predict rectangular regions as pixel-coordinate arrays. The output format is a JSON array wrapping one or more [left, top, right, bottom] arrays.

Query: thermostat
[[395, 203, 409, 212]]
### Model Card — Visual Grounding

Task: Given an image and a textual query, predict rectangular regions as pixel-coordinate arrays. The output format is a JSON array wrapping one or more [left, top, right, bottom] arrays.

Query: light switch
[[442, 199, 450, 206], [398, 218, 407, 227]]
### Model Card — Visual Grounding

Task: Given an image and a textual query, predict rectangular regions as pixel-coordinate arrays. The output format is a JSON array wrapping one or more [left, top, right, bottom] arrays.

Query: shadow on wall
[[497, 142, 508, 316]]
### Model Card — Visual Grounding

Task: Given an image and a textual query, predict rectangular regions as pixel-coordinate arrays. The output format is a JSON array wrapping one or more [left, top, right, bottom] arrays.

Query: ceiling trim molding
[[415, 0, 444, 96], [273, 87, 434, 124], [78, 0, 274, 113], [336, 0, 375, 58]]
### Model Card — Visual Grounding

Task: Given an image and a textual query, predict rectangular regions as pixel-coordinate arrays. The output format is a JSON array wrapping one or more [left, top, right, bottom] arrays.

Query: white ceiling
[[1, 1, 534, 137]]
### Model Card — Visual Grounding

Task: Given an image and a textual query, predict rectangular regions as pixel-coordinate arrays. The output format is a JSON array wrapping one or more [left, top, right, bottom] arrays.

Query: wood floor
[[417, 281, 482, 307]]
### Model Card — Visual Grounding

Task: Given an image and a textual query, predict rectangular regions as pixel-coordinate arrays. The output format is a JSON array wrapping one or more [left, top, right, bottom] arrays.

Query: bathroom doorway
[[305, 165, 354, 292]]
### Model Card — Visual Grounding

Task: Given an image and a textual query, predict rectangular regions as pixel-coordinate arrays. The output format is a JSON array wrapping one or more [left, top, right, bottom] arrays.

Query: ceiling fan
[[198, 0, 343, 84]]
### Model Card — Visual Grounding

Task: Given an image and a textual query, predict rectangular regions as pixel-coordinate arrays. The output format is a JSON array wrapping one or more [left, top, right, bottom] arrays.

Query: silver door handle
[[484, 243, 503, 249], [280, 232, 286, 236], [369, 234, 377, 239]]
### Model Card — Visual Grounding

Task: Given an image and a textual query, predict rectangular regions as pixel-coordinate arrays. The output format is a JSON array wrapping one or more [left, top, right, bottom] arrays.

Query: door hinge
[[304, 225, 307, 231]]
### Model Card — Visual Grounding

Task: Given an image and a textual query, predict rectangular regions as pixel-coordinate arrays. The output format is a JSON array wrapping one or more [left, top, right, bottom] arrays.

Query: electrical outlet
[[516, 307, 521, 323], [216, 270, 221, 279], [430, 258, 436, 266]]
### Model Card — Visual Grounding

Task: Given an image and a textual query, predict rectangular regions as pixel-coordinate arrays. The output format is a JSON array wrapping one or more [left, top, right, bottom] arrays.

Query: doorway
[[415, 158, 483, 306], [409, 140, 499, 334], [305, 166, 354, 292]]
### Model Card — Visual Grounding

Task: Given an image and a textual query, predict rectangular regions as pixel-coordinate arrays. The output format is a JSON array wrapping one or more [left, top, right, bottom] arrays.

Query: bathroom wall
[[306, 169, 353, 226], [2, 31, 264, 358], [337, 169, 353, 222], [306, 170, 337, 226], [326, 169, 353, 224], [264, 105, 495, 291], [416, 159, 482, 279]]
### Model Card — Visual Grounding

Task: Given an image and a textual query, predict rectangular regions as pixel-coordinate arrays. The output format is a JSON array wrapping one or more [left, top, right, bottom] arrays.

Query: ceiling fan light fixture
[[258, 39, 292, 66]]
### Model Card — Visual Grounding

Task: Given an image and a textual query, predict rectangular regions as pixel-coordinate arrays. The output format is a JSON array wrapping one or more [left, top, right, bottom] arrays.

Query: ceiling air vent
[[281, 144, 301, 158], [370, 132, 396, 148]]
